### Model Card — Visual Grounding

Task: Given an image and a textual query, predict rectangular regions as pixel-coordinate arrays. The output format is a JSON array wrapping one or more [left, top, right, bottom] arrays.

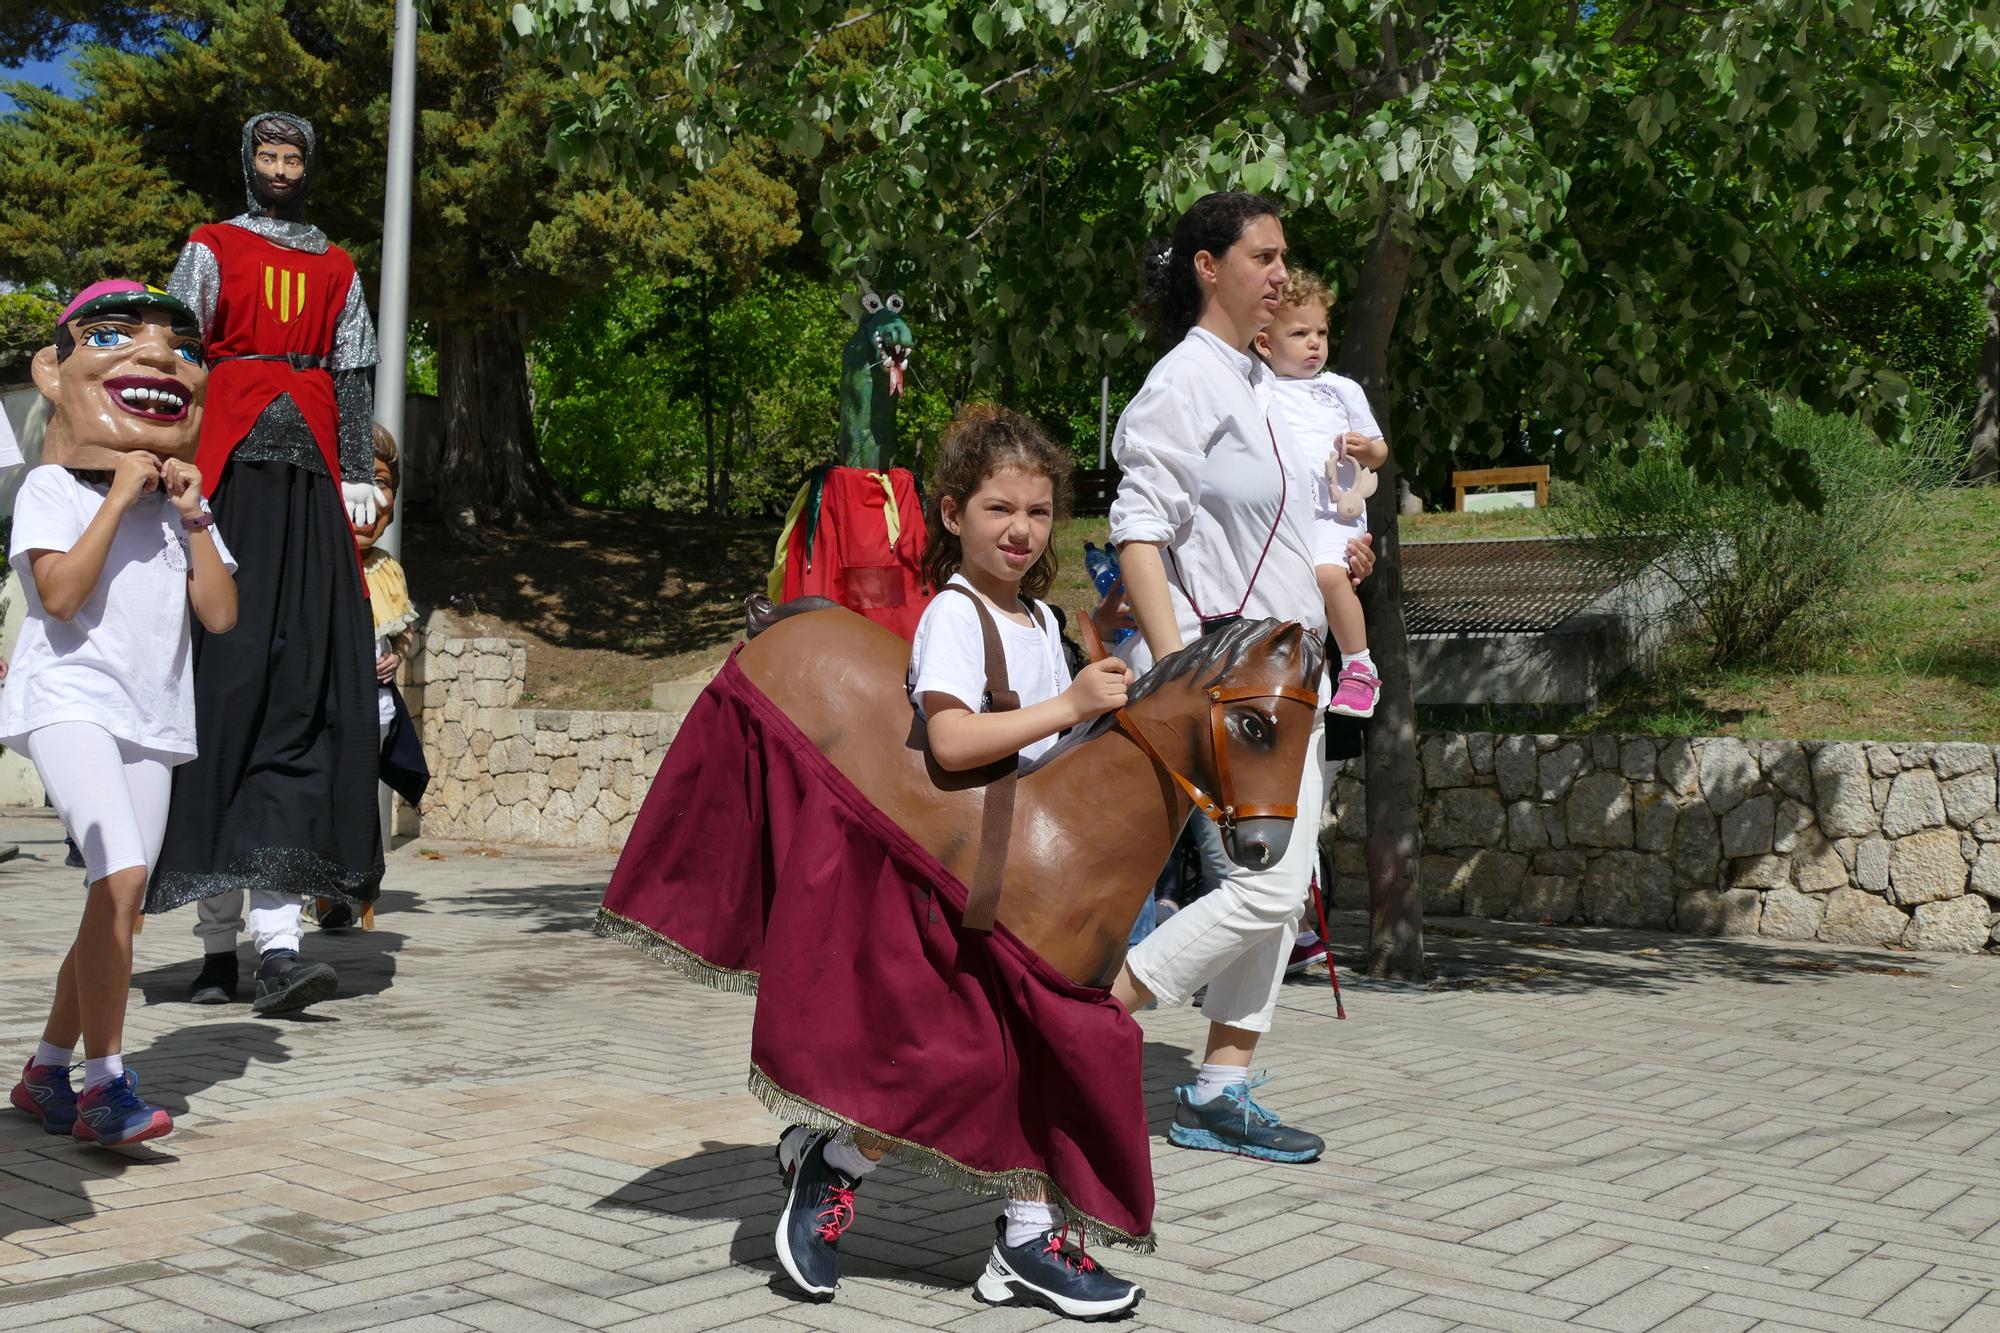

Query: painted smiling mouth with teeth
[[106, 375, 192, 421]]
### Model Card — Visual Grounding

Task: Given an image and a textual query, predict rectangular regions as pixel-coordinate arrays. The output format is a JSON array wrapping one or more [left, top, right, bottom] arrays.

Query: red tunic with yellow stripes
[[188, 221, 351, 496]]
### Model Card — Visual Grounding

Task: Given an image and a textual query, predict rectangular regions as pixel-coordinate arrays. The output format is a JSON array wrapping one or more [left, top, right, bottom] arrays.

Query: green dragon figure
[[839, 290, 914, 469]]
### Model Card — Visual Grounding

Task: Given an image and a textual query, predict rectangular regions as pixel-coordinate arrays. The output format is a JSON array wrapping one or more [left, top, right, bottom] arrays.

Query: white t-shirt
[[0, 405, 23, 469], [1271, 371, 1383, 535], [0, 465, 237, 763], [908, 574, 1073, 764]]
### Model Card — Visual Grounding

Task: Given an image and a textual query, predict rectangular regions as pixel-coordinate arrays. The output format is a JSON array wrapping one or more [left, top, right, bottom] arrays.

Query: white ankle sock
[[33, 1041, 74, 1071], [82, 1054, 124, 1091], [1003, 1198, 1059, 1248], [1189, 1062, 1248, 1105], [1341, 650, 1374, 671], [823, 1136, 880, 1180]]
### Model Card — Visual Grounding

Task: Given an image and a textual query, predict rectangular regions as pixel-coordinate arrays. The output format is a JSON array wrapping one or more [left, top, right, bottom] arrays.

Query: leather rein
[[1111, 680, 1320, 831]]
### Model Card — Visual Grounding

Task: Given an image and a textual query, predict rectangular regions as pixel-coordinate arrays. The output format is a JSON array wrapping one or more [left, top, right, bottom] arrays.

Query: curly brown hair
[[371, 422, 401, 492], [921, 404, 1072, 602], [1276, 267, 1334, 316]]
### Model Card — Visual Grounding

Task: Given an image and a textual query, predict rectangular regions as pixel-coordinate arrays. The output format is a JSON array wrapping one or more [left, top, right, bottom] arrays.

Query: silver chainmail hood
[[235, 110, 328, 252]]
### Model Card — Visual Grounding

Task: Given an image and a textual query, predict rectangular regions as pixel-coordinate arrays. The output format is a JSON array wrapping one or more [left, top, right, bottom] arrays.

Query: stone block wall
[[1328, 735, 2000, 952], [410, 634, 678, 848], [407, 632, 1997, 950]]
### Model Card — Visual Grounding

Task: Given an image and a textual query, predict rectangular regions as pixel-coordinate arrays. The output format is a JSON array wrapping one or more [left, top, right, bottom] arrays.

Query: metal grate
[[1402, 538, 1638, 636]]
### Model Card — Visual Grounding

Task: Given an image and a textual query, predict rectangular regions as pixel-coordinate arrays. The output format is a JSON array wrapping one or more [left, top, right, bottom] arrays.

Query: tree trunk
[[437, 316, 560, 534], [1336, 208, 1425, 981], [700, 281, 718, 514], [1967, 278, 1998, 484]]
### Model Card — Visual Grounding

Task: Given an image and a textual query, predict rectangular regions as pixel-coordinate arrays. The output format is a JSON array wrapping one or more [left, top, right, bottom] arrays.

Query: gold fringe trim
[[747, 1064, 1156, 1254], [594, 905, 761, 995], [593, 907, 1155, 1251]]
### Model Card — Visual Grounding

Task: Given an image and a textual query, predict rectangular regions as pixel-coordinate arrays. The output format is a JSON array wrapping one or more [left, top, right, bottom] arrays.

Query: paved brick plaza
[[4, 805, 2000, 1332]]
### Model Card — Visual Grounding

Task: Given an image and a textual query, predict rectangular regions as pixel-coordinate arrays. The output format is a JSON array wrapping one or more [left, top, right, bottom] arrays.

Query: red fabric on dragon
[[597, 651, 1155, 1249], [776, 465, 933, 641]]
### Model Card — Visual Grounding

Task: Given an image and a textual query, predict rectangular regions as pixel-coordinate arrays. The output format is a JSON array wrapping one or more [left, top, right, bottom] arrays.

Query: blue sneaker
[[10, 1059, 79, 1134], [774, 1131, 858, 1300], [1166, 1074, 1323, 1163], [72, 1070, 173, 1147], [973, 1216, 1142, 1321]]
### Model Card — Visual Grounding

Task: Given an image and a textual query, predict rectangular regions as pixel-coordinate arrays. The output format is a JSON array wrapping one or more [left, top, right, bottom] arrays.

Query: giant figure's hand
[[343, 481, 381, 528]]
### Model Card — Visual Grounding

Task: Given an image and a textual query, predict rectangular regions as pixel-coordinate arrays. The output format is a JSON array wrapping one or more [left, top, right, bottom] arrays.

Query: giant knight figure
[[150, 111, 385, 1016]]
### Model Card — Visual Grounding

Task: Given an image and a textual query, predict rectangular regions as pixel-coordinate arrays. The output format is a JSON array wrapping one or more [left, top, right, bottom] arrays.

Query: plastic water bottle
[[1082, 541, 1133, 644]]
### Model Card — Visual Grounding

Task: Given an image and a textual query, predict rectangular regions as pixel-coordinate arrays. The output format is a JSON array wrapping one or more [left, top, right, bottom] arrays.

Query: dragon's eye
[[860, 292, 883, 314], [885, 293, 904, 314]]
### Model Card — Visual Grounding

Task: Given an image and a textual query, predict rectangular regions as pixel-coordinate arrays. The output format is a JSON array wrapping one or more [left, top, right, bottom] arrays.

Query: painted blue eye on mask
[[175, 342, 204, 366], [85, 327, 132, 349]]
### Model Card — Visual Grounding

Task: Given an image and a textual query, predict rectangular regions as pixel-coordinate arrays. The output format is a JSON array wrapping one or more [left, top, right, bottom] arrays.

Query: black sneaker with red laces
[[774, 1131, 859, 1300], [972, 1216, 1141, 1321]]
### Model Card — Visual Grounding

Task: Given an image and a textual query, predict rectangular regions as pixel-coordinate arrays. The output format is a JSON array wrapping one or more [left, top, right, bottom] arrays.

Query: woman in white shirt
[[1106, 191, 1372, 1163]]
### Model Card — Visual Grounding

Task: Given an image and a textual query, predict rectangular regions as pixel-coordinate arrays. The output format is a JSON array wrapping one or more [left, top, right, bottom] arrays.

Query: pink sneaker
[[1285, 930, 1328, 977], [1328, 661, 1380, 718]]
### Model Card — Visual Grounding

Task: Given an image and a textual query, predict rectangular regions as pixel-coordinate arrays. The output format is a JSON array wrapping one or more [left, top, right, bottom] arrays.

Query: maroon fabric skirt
[[598, 651, 1154, 1247]]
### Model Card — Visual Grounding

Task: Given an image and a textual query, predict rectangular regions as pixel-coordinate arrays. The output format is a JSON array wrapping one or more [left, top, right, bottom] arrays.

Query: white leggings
[[25, 722, 175, 886]]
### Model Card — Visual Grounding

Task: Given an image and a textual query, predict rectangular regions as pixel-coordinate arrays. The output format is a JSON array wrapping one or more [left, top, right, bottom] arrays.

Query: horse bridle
[[1112, 681, 1320, 832]]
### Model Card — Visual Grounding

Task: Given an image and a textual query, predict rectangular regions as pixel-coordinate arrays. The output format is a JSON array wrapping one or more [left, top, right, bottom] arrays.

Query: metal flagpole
[[375, 0, 418, 849], [1098, 373, 1109, 468]]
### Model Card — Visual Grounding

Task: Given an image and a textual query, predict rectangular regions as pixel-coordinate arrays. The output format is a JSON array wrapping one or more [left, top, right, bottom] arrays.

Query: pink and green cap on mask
[[55, 280, 203, 361]]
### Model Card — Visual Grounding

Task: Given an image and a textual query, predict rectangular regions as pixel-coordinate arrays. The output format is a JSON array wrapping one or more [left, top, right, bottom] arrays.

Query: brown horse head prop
[[735, 602, 1325, 986]]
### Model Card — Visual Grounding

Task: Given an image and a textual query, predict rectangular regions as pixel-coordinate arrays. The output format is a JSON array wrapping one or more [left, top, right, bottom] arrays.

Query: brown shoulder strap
[[934, 585, 1017, 932]]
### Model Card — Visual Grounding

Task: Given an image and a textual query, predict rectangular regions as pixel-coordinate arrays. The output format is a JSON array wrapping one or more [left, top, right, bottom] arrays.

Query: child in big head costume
[[5, 282, 238, 1146]]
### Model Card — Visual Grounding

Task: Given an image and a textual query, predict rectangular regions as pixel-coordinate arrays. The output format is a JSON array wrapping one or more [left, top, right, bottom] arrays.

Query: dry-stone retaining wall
[[1327, 734, 2000, 952], [410, 633, 677, 848], [409, 632, 1997, 950]]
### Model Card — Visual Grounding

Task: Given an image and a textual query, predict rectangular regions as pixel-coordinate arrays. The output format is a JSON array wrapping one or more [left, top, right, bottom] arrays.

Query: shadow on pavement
[[412, 877, 607, 936], [1319, 908, 1942, 995], [0, 1020, 294, 1238], [131, 920, 412, 1011]]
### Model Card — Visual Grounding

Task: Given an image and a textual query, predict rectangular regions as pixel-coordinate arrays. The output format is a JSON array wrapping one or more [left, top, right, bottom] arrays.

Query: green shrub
[[1813, 267, 1985, 404], [1557, 401, 1965, 669], [0, 289, 60, 383]]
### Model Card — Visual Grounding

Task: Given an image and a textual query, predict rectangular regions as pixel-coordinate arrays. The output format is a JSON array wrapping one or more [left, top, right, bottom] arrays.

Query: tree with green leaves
[[516, 0, 2000, 976], [0, 1, 807, 529], [0, 84, 205, 298], [0, 1, 160, 65]]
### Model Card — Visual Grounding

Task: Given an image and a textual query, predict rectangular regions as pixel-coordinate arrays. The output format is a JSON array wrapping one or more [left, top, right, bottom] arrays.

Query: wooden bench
[[1072, 467, 1122, 516], [1452, 464, 1550, 512]]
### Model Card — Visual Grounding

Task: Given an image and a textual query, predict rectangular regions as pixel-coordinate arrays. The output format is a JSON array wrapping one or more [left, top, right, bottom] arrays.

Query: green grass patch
[[1056, 488, 1999, 742], [1479, 486, 2000, 742]]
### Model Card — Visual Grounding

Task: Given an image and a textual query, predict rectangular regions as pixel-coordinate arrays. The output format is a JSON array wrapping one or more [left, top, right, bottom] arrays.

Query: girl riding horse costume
[[598, 599, 1324, 1247]]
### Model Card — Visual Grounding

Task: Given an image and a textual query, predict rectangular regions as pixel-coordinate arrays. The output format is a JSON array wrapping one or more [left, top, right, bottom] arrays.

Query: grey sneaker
[[253, 949, 337, 1015], [188, 952, 240, 1005], [1166, 1074, 1323, 1162]]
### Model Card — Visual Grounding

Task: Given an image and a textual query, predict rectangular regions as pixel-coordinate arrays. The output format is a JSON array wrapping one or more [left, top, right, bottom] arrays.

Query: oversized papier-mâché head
[[242, 110, 316, 215], [30, 281, 207, 470]]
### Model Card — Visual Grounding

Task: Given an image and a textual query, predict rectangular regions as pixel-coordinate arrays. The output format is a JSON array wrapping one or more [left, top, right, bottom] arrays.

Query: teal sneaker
[[1166, 1074, 1323, 1163]]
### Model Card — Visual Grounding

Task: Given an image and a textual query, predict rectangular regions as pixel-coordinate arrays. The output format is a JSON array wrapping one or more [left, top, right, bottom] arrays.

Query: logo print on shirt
[[262, 265, 308, 324]]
